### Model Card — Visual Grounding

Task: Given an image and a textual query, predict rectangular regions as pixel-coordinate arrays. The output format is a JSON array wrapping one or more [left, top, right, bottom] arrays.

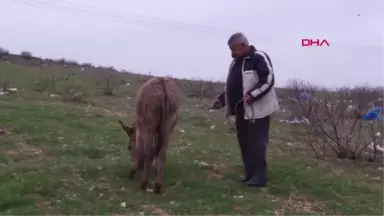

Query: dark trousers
[[235, 105, 270, 182]]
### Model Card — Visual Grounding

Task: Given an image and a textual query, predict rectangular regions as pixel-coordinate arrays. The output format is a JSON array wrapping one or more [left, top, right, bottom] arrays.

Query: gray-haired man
[[211, 32, 279, 187]]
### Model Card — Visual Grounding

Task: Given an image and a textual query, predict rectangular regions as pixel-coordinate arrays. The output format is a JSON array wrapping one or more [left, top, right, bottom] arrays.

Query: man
[[211, 32, 279, 187]]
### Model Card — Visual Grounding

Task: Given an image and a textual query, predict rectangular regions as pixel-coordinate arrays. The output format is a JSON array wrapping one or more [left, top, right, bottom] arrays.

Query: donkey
[[118, 77, 180, 194]]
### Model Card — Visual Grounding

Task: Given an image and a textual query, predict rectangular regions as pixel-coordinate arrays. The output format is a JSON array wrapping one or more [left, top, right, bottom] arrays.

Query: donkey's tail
[[156, 77, 169, 156]]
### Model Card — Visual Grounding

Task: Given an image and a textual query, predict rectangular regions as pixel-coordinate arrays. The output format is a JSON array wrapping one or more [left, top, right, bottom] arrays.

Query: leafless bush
[[62, 85, 88, 103], [33, 76, 52, 92], [285, 79, 383, 162], [180, 78, 217, 99], [20, 51, 32, 60], [33, 75, 59, 92], [280, 79, 318, 120], [33, 73, 73, 93], [61, 82, 87, 103], [95, 73, 120, 96]]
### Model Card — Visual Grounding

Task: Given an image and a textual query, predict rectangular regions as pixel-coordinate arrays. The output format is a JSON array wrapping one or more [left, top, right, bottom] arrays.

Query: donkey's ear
[[124, 126, 134, 137], [126, 127, 134, 136], [118, 120, 134, 136]]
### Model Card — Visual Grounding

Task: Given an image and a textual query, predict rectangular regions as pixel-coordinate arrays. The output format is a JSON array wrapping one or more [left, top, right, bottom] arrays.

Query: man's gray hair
[[227, 32, 249, 46]]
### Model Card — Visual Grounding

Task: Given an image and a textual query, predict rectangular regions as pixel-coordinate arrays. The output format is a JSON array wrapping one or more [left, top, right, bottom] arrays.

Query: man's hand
[[244, 93, 253, 105]]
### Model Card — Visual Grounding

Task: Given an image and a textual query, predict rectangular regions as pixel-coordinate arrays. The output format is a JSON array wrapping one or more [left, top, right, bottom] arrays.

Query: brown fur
[[118, 77, 180, 194]]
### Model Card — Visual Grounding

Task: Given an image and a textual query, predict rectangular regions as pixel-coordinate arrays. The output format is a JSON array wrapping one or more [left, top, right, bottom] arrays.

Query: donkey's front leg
[[140, 135, 153, 191]]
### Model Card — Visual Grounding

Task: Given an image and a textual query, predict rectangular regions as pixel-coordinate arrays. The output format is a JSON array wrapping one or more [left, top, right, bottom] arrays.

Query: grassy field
[[0, 58, 383, 215]]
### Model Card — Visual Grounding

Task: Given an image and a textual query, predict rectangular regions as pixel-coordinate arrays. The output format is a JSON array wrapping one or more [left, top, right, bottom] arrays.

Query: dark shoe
[[245, 175, 267, 188], [246, 181, 267, 188], [236, 176, 251, 182]]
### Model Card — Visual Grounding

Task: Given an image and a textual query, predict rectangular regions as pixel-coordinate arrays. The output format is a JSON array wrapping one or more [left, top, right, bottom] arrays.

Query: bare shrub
[[61, 81, 87, 103], [95, 73, 120, 96], [285, 79, 383, 161], [180, 78, 217, 99], [20, 51, 32, 60], [33, 73, 74, 93], [281, 79, 318, 121], [33, 76, 52, 92], [33, 75, 60, 92]]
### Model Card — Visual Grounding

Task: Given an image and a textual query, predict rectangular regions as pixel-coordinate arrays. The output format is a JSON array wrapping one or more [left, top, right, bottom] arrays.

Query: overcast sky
[[1, 0, 383, 87]]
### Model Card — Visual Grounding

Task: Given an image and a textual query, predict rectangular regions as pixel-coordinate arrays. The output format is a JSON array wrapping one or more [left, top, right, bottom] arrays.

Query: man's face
[[229, 43, 248, 58]]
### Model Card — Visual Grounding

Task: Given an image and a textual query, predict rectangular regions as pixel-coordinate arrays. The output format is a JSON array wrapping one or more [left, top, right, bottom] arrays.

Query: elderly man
[[211, 32, 279, 187]]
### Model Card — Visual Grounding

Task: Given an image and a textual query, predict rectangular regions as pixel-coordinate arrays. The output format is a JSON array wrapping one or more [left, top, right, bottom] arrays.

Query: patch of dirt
[[211, 163, 228, 174], [93, 176, 115, 190], [316, 158, 383, 183], [203, 163, 228, 180], [0, 127, 7, 135], [35, 196, 59, 215], [207, 172, 223, 180], [0, 132, 43, 161], [140, 204, 169, 216], [5, 135, 43, 156], [267, 190, 326, 215], [32, 100, 129, 119], [97, 108, 128, 118]]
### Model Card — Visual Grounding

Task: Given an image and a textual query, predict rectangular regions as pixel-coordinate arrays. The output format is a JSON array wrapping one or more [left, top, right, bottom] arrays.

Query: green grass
[[0, 59, 383, 215], [0, 98, 382, 215]]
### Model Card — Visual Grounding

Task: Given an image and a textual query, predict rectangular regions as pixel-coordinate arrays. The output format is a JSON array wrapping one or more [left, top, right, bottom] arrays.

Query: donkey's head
[[118, 120, 136, 151]]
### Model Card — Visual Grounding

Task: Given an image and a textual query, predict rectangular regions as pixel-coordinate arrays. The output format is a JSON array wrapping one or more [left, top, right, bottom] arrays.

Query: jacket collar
[[245, 45, 257, 57], [234, 45, 256, 61]]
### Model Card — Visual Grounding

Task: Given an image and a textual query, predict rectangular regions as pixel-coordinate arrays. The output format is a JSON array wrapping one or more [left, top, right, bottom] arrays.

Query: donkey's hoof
[[154, 183, 163, 194], [140, 180, 148, 191], [128, 170, 137, 180]]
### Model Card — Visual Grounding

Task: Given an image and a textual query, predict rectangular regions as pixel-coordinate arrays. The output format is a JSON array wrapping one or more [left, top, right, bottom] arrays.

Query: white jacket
[[224, 49, 279, 119]]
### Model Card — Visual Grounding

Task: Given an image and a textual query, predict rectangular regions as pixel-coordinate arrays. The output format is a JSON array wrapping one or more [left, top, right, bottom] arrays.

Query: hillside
[[0, 50, 383, 215]]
